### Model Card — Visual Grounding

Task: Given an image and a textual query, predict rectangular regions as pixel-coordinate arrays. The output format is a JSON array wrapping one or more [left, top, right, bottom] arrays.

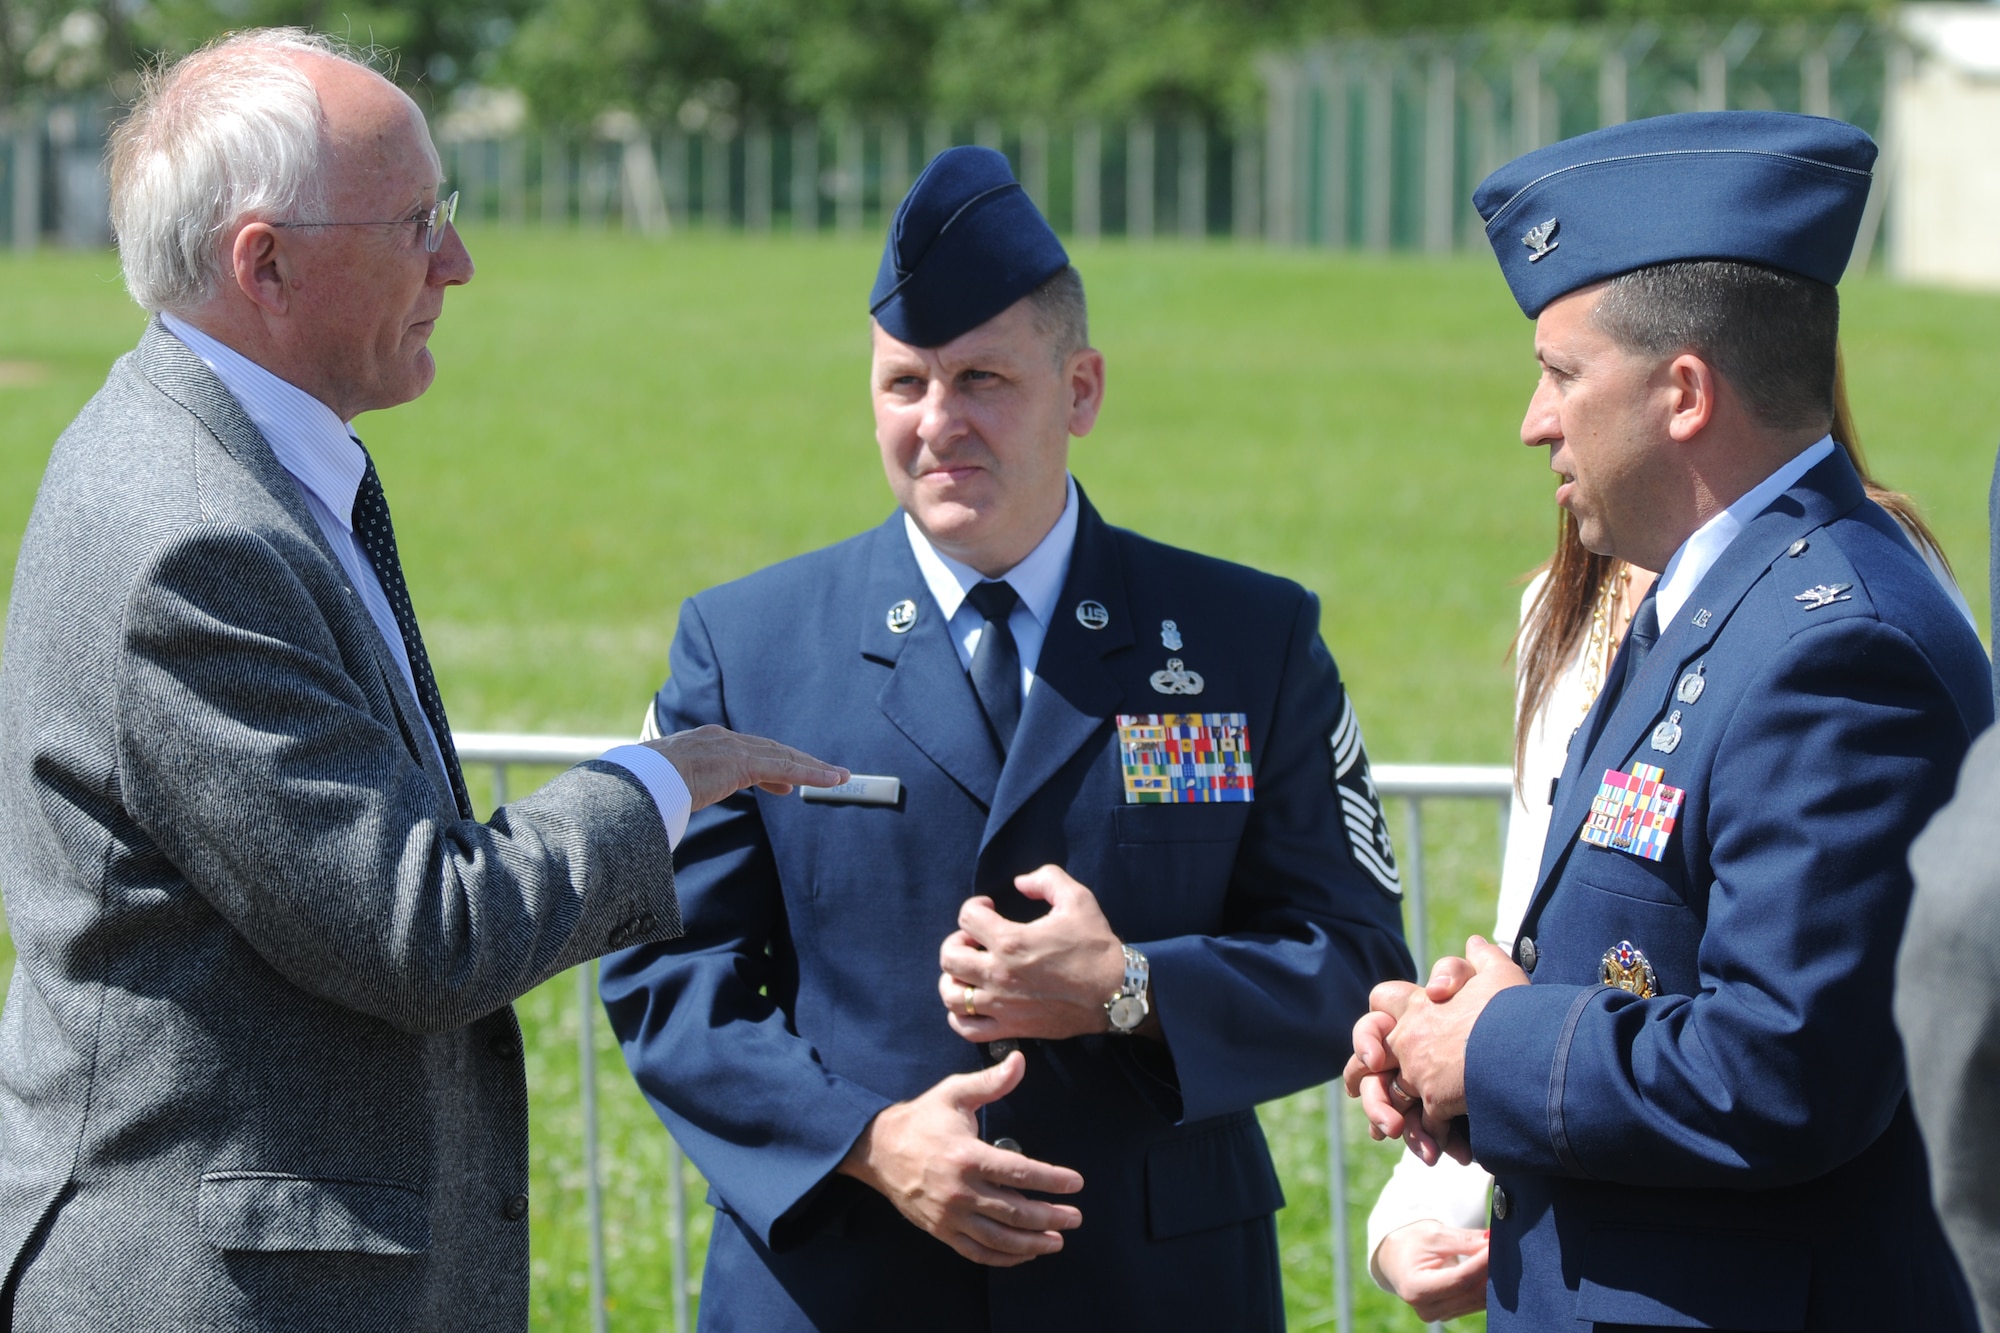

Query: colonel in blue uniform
[[1349, 112, 1993, 1331], [602, 147, 1414, 1331]]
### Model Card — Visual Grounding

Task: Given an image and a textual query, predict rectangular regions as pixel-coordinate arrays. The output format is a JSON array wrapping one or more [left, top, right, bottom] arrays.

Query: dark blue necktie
[[1608, 586, 1661, 713], [965, 580, 1023, 756], [351, 453, 473, 819]]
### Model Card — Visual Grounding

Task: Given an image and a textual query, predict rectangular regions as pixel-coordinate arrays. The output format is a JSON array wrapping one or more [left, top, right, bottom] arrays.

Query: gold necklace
[[1577, 564, 1630, 717]]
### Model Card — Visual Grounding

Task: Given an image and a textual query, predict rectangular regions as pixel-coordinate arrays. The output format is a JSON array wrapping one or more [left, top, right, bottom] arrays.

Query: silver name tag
[[801, 774, 902, 807]]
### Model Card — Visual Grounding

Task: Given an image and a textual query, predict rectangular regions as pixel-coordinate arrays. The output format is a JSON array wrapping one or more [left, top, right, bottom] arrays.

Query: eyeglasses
[[272, 191, 459, 253]]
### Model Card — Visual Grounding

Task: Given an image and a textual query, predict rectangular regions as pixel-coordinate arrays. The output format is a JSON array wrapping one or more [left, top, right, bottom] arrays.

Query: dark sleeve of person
[[1466, 617, 1975, 1187], [599, 598, 892, 1250], [1898, 723, 2000, 1333], [114, 524, 680, 1035], [1139, 589, 1417, 1124]]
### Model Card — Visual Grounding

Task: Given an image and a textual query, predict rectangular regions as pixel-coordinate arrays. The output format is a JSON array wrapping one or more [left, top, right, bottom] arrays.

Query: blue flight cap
[[1474, 111, 1877, 318], [870, 146, 1070, 347]]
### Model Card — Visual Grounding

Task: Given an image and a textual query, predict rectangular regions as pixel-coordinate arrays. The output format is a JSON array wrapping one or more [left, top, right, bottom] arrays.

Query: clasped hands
[[1344, 935, 1527, 1166], [841, 865, 1135, 1267]]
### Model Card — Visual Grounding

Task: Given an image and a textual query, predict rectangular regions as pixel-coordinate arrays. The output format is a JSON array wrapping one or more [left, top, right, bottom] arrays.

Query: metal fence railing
[[456, 730, 1511, 1333]]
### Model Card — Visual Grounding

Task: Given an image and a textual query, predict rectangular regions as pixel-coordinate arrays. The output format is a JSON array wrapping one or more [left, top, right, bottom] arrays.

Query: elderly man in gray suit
[[0, 28, 842, 1331], [1896, 453, 2000, 1333]]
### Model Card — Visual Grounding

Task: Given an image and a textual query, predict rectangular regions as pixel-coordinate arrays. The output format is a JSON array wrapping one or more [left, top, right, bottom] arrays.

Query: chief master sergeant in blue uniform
[[1347, 112, 1992, 1331], [601, 146, 1415, 1330]]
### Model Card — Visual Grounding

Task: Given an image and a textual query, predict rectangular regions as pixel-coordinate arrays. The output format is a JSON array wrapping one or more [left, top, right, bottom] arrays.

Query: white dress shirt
[[1654, 436, 1836, 628], [904, 474, 1080, 695], [162, 314, 690, 847]]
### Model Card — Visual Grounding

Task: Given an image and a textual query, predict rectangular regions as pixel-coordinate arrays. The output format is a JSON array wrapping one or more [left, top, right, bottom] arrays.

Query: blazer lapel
[[982, 496, 1133, 849], [1528, 449, 1868, 912], [862, 516, 1004, 808], [137, 320, 462, 807]]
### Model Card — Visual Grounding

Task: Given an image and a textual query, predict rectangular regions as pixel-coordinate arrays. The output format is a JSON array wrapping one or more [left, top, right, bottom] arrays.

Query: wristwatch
[[1104, 944, 1151, 1035]]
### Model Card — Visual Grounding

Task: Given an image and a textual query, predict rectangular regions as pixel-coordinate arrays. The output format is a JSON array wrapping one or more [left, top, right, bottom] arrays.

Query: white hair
[[108, 29, 374, 313]]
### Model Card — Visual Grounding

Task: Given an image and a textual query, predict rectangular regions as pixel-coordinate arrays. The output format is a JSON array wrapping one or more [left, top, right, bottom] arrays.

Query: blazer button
[[987, 1039, 1018, 1061], [992, 1137, 1023, 1154], [503, 1193, 530, 1222], [1492, 1184, 1510, 1221], [488, 1032, 520, 1058], [1517, 936, 1538, 974]]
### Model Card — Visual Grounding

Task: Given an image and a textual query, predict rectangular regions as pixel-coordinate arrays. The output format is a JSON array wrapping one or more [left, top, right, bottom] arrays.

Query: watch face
[[1108, 996, 1146, 1031]]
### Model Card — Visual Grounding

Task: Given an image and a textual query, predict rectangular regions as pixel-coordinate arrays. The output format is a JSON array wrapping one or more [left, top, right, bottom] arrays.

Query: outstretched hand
[[642, 724, 848, 811]]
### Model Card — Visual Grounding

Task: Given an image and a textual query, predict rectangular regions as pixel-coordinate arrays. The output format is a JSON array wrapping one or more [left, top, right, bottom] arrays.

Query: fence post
[[1698, 45, 1728, 112], [1127, 119, 1155, 242], [1801, 48, 1832, 119], [1404, 799, 1429, 974], [1461, 75, 1496, 248], [882, 119, 912, 214], [1598, 50, 1628, 127], [836, 120, 864, 234], [1177, 115, 1206, 241], [500, 138, 525, 226], [924, 118, 953, 167], [1424, 55, 1456, 254], [1513, 55, 1544, 155], [1325, 1081, 1354, 1333], [745, 122, 772, 233], [662, 131, 689, 233], [669, 1135, 691, 1333], [1362, 62, 1392, 253], [578, 961, 608, 1333], [1022, 119, 1050, 216], [1311, 49, 1348, 249], [975, 118, 1002, 153], [1074, 121, 1102, 241], [1232, 122, 1261, 241], [13, 106, 39, 251], [1263, 56, 1301, 245], [790, 121, 818, 234], [703, 129, 731, 230]]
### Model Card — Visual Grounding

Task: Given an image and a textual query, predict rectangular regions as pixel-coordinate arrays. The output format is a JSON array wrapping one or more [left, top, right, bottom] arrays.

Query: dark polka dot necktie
[[965, 580, 1022, 756], [352, 451, 473, 818]]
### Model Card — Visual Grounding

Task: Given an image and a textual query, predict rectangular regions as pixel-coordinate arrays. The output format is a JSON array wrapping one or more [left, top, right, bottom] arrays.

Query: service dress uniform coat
[[602, 492, 1414, 1331], [1465, 449, 1992, 1331], [0, 324, 682, 1330]]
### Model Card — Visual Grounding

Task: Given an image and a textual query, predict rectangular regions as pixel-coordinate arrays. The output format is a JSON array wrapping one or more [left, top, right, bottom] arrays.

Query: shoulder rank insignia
[[1579, 761, 1684, 862], [1794, 582, 1853, 611], [1601, 940, 1658, 999], [1329, 695, 1400, 896], [1118, 713, 1253, 804], [1523, 217, 1560, 262]]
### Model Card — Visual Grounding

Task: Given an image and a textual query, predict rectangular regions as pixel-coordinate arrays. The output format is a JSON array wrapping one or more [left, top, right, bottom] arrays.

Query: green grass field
[[2, 231, 1996, 1331]]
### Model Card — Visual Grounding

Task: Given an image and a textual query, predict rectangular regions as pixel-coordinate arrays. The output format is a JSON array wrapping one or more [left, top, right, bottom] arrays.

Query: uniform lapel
[[137, 320, 463, 807], [982, 495, 1133, 848], [861, 515, 1004, 808], [1527, 450, 1868, 913]]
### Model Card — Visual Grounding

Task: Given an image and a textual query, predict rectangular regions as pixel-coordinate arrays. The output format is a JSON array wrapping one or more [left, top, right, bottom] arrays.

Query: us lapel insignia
[[1075, 599, 1110, 630], [1579, 761, 1685, 863], [1795, 582, 1853, 611], [1150, 658, 1205, 695], [1691, 608, 1712, 628], [1523, 217, 1560, 262], [886, 598, 919, 633], [1117, 713, 1253, 804], [1330, 694, 1399, 895], [1600, 939, 1658, 999], [1649, 709, 1684, 754]]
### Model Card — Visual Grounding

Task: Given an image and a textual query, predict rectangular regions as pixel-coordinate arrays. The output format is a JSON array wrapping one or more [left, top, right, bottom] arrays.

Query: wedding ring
[[963, 986, 978, 1018]]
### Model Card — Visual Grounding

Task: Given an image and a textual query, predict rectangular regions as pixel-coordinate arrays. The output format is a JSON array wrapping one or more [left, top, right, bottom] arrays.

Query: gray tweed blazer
[[0, 321, 681, 1330]]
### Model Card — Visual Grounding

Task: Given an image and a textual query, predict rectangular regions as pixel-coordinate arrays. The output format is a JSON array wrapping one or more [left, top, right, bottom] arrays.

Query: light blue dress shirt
[[903, 474, 1080, 697], [161, 314, 690, 847]]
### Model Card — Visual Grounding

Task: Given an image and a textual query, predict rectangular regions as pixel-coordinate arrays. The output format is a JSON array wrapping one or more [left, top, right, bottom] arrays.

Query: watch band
[[1105, 944, 1151, 1034]]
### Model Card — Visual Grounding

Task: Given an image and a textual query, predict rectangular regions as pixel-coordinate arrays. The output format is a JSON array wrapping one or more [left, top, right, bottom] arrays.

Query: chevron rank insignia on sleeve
[[1329, 695, 1399, 896]]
